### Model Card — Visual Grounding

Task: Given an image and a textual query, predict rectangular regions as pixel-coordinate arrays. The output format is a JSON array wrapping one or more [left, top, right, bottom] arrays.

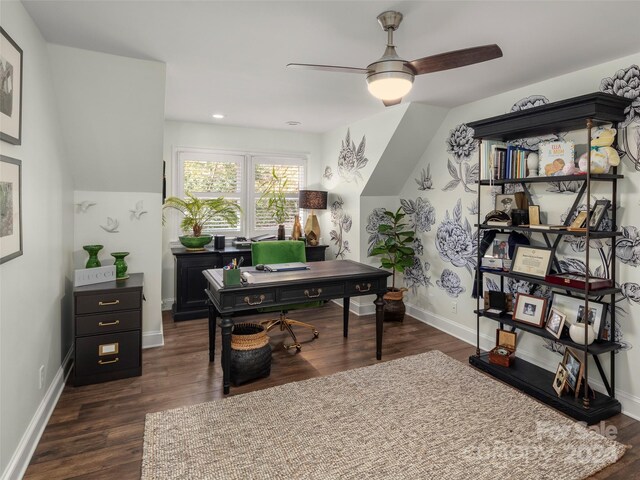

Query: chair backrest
[[251, 240, 306, 265]]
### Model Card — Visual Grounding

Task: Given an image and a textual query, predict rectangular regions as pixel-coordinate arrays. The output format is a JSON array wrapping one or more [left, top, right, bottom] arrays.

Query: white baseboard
[[331, 296, 376, 316], [1, 349, 73, 480], [143, 330, 164, 349], [405, 301, 640, 422], [161, 298, 174, 311]]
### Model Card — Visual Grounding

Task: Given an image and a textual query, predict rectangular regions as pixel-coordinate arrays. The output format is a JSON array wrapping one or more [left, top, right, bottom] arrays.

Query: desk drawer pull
[[98, 320, 120, 327], [244, 294, 266, 306], [304, 288, 322, 298], [98, 357, 119, 365], [355, 283, 371, 293], [98, 300, 120, 306]]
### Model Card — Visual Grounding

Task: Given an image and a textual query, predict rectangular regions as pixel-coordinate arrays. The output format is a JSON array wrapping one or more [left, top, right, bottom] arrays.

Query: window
[[174, 148, 306, 237]]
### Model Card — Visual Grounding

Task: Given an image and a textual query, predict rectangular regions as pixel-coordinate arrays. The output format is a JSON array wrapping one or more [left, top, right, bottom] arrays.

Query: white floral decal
[[400, 197, 436, 233], [435, 199, 478, 275], [323, 166, 333, 181], [404, 257, 433, 294], [415, 165, 433, 190], [337, 129, 368, 183], [437, 269, 466, 298], [442, 124, 479, 192], [329, 196, 351, 259]]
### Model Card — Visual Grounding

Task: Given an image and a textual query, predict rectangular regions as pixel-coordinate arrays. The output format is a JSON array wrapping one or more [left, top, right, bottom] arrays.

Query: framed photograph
[[0, 27, 23, 145], [568, 210, 588, 230], [588, 199, 610, 230], [510, 245, 554, 279], [545, 308, 566, 339], [538, 141, 575, 176], [512, 293, 547, 327], [553, 363, 568, 396], [550, 293, 607, 339], [495, 194, 517, 216], [488, 233, 510, 259], [562, 348, 584, 397], [0, 155, 22, 264], [528, 205, 540, 225]]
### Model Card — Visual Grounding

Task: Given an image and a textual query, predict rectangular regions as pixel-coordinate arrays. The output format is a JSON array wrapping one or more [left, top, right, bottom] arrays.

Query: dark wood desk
[[204, 260, 391, 393], [172, 244, 328, 321]]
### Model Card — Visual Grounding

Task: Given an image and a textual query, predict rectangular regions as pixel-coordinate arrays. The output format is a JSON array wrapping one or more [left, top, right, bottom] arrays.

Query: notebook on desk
[[264, 262, 310, 272]]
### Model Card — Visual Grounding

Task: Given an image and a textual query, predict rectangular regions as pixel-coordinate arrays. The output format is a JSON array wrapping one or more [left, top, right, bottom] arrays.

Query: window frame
[[172, 147, 307, 239]]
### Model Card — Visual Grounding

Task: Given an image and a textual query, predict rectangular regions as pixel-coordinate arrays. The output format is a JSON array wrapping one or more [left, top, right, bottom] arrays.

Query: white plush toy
[[578, 127, 621, 174]]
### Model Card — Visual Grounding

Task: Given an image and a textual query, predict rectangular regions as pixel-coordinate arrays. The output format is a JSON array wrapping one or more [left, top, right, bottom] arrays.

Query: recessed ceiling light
[[286, 121, 301, 126], [212, 114, 225, 119]]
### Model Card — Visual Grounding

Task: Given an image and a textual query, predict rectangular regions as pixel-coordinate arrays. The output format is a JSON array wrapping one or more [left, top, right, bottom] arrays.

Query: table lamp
[[298, 190, 328, 246]]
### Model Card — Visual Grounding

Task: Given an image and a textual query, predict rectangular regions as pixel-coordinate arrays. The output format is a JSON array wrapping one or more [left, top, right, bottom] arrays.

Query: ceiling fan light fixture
[[366, 71, 413, 101]]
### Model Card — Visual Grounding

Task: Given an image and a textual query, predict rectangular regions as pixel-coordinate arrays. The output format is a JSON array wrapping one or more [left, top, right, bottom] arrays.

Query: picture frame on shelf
[[528, 205, 540, 225], [562, 348, 584, 397], [510, 245, 554, 279], [568, 210, 588, 230], [550, 293, 607, 340], [553, 363, 568, 396], [0, 27, 23, 145], [489, 233, 510, 259], [545, 308, 566, 339], [512, 293, 547, 327], [495, 194, 517, 216], [588, 199, 610, 230], [538, 141, 575, 177], [0, 155, 22, 264]]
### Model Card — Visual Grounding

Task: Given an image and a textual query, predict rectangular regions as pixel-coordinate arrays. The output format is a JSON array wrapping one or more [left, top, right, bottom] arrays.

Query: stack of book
[[480, 141, 534, 180]]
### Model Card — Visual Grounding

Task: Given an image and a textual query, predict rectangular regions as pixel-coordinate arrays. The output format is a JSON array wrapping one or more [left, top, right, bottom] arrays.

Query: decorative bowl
[[179, 235, 213, 251]]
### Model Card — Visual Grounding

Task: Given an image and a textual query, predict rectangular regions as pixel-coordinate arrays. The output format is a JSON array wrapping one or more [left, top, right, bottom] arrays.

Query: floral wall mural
[[329, 196, 351, 259], [442, 124, 479, 192], [415, 165, 433, 190], [435, 199, 477, 276], [437, 269, 466, 298], [337, 129, 369, 183]]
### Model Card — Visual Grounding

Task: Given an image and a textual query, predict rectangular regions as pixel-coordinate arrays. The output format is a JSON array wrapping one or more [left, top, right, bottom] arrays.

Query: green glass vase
[[111, 252, 130, 280], [83, 245, 103, 268]]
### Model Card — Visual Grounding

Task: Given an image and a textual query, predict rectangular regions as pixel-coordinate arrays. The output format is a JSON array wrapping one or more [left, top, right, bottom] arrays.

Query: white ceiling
[[22, 0, 640, 133]]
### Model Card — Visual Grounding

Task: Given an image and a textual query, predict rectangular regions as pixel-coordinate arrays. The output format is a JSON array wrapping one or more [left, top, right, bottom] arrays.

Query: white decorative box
[[74, 266, 116, 287]]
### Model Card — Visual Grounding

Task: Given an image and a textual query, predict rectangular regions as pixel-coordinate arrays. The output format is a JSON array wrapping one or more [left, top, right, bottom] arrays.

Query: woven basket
[[231, 323, 269, 351]]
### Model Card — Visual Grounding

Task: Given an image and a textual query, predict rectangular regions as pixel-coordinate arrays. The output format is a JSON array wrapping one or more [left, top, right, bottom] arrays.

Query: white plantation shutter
[[175, 149, 306, 237]]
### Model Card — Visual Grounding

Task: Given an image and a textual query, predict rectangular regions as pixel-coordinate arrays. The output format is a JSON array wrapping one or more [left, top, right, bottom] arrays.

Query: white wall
[[73, 191, 163, 348], [48, 45, 166, 345], [161, 120, 324, 306], [395, 52, 640, 419], [0, 2, 74, 478]]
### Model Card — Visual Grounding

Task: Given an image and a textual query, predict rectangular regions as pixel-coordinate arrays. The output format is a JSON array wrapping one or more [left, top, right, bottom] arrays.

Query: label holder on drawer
[[98, 342, 119, 356]]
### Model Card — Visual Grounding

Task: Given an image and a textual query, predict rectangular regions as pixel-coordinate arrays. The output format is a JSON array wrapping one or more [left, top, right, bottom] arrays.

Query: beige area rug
[[142, 351, 626, 479]]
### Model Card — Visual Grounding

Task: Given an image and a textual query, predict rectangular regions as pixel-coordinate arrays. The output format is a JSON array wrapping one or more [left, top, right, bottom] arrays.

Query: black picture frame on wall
[[0, 27, 23, 145], [0, 155, 23, 264]]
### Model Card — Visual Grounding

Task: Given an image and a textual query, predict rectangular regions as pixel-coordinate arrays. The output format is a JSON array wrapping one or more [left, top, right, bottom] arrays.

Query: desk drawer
[[75, 331, 140, 377], [280, 282, 344, 302], [346, 278, 387, 296], [76, 310, 141, 337], [225, 290, 277, 309], [76, 291, 141, 315]]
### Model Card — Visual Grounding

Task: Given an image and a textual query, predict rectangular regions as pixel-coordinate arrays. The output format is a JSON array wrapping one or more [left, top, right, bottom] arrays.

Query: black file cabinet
[[73, 273, 144, 386]]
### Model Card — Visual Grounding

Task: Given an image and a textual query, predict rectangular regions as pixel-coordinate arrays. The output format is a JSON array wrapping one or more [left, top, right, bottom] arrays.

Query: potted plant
[[369, 207, 416, 322], [259, 167, 290, 240], [163, 193, 240, 250]]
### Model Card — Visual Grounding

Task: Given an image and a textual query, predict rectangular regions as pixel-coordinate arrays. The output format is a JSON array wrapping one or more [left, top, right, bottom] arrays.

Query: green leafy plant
[[163, 193, 240, 237], [259, 166, 289, 225], [369, 207, 416, 291]]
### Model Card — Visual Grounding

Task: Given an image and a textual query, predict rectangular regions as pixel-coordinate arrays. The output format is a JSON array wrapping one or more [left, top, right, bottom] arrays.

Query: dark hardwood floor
[[25, 303, 639, 479]]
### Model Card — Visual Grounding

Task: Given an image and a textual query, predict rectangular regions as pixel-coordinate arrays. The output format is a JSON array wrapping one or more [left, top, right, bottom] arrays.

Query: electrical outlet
[[451, 301, 457, 314], [39, 365, 45, 390]]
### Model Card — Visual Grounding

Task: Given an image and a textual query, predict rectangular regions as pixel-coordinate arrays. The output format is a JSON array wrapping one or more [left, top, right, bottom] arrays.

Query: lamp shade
[[298, 190, 327, 210]]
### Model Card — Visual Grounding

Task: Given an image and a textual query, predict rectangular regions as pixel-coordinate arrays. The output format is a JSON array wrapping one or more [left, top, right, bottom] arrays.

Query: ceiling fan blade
[[382, 98, 402, 107], [409, 44, 502, 75], [287, 63, 369, 74]]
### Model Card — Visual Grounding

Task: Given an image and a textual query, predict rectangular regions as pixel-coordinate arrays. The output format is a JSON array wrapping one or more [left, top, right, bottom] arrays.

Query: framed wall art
[[549, 293, 607, 340], [0, 27, 23, 145], [510, 245, 554, 279], [0, 155, 22, 263], [512, 293, 547, 327], [588, 199, 610, 231]]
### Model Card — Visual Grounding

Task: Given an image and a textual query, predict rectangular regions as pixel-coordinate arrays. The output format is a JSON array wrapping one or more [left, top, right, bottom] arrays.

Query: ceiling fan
[[287, 11, 503, 107]]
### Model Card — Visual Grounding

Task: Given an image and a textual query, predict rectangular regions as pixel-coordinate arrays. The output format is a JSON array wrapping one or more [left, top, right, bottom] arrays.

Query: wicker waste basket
[[229, 323, 272, 386]]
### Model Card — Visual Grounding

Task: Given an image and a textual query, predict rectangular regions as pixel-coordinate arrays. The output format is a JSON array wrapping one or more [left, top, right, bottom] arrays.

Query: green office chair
[[251, 240, 320, 351]]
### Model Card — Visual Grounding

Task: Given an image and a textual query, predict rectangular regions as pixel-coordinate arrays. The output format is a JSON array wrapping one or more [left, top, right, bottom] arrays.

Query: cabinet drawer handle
[[304, 288, 322, 298], [98, 357, 119, 365], [244, 294, 266, 306], [355, 283, 371, 293], [98, 320, 120, 327], [98, 300, 120, 306]]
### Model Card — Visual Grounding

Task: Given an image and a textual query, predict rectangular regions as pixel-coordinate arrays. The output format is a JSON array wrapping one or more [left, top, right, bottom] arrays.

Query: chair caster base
[[313, 330, 319, 338], [284, 343, 302, 351]]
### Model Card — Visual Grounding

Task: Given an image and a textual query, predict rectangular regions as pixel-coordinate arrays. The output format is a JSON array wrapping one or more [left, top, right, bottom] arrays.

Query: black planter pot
[[383, 288, 406, 322], [226, 323, 272, 386]]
